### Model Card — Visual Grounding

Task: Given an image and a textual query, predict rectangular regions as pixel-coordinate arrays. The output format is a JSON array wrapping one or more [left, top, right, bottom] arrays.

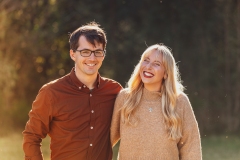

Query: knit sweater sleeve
[[177, 93, 202, 160], [110, 89, 126, 147]]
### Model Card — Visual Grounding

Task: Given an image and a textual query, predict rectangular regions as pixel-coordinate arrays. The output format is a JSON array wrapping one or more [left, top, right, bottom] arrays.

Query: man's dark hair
[[69, 21, 107, 51]]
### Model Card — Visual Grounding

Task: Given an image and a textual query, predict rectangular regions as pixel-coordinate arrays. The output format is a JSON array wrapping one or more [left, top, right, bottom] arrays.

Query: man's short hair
[[69, 21, 107, 51]]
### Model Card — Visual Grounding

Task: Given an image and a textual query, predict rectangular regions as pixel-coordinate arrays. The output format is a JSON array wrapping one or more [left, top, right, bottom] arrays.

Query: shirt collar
[[69, 67, 101, 89]]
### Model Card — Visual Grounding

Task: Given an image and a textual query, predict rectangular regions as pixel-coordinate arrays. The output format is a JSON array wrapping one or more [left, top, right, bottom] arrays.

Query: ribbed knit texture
[[111, 88, 202, 160]]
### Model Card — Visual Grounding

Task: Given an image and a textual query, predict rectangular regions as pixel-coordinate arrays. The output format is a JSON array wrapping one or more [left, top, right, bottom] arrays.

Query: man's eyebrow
[[79, 48, 103, 50]]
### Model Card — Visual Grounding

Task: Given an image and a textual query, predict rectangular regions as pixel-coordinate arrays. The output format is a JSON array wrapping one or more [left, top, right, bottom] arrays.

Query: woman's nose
[[146, 63, 152, 69]]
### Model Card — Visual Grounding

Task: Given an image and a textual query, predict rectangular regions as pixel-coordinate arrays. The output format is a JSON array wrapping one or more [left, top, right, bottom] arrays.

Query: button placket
[[89, 90, 95, 152]]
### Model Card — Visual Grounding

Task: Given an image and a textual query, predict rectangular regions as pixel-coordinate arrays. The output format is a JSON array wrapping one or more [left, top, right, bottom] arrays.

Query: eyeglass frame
[[74, 49, 106, 57]]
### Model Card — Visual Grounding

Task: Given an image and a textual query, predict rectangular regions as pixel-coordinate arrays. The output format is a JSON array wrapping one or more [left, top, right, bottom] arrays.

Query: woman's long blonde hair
[[121, 44, 184, 140]]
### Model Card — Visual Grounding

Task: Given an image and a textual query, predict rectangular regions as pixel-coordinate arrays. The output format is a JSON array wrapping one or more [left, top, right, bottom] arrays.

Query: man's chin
[[85, 71, 97, 75]]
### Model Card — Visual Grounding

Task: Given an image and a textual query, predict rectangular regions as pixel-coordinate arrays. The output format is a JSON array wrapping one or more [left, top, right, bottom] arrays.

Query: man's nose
[[89, 51, 96, 59]]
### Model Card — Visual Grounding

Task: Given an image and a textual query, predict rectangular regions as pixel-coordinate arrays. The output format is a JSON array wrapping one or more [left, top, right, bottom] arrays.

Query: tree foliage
[[0, 0, 239, 134]]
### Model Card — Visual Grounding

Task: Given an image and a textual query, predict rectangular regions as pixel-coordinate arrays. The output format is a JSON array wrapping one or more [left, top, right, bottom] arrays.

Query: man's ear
[[70, 49, 76, 61]]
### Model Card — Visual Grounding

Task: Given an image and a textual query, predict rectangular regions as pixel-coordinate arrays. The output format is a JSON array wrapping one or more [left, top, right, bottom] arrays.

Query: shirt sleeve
[[110, 91, 124, 147], [22, 86, 53, 160], [177, 94, 202, 160]]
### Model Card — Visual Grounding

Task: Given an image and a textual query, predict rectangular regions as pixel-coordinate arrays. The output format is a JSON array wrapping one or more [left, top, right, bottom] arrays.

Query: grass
[[201, 135, 240, 160], [0, 132, 240, 160], [0, 133, 51, 160]]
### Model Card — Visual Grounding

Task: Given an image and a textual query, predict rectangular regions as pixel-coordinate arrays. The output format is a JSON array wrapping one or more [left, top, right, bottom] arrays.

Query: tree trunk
[[233, 0, 240, 131], [223, 1, 232, 131]]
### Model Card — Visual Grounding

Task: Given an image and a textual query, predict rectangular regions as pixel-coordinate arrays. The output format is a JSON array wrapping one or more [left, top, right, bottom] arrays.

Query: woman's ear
[[70, 49, 76, 61], [164, 73, 168, 80]]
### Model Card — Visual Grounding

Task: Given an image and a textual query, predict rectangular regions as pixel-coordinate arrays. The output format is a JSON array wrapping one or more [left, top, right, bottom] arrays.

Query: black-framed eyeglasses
[[75, 49, 105, 57]]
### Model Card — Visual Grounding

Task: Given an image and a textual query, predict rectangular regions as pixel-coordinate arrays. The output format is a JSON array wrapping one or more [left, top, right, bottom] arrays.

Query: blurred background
[[0, 0, 239, 159]]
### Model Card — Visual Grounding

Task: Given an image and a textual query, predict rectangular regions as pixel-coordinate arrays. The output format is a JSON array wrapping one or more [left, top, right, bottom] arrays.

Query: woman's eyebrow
[[153, 60, 162, 63]]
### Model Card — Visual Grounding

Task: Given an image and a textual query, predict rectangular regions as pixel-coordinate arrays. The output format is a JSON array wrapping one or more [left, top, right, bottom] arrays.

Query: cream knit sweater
[[111, 88, 202, 160]]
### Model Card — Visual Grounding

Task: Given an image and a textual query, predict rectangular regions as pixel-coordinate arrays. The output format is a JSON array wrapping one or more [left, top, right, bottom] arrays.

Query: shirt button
[[83, 85, 86, 88], [90, 94, 92, 97], [90, 144, 92, 146], [79, 87, 81, 89], [90, 126, 93, 129], [91, 110, 94, 113]]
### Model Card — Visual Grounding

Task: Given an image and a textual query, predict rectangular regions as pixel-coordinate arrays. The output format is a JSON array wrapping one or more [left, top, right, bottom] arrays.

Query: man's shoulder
[[41, 73, 70, 90], [100, 77, 122, 88]]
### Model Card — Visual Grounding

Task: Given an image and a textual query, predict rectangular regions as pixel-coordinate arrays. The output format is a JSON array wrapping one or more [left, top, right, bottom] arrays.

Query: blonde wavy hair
[[120, 44, 184, 140]]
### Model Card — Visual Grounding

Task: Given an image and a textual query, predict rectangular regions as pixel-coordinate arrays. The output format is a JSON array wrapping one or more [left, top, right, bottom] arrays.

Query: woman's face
[[140, 51, 166, 92]]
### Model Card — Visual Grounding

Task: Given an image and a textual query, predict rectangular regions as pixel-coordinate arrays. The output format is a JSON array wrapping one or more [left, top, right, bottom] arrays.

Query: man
[[23, 22, 122, 160]]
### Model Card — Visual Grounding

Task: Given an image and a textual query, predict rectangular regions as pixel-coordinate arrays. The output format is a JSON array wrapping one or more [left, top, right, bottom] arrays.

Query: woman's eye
[[144, 59, 148, 62]]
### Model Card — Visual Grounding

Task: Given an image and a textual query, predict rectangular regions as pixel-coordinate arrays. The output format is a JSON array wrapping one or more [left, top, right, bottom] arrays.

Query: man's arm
[[23, 86, 52, 160]]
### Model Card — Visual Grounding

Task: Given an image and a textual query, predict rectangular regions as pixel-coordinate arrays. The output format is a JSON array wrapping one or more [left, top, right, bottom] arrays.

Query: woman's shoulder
[[177, 91, 188, 100], [115, 88, 129, 99], [114, 88, 131, 108], [117, 88, 131, 99], [176, 92, 191, 110]]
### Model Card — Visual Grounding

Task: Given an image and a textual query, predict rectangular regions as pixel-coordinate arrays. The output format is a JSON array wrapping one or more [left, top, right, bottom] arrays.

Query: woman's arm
[[177, 94, 202, 160], [110, 91, 125, 147]]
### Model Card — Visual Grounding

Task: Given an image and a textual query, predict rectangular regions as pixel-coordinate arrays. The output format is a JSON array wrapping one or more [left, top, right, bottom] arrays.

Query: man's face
[[70, 36, 105, 78]]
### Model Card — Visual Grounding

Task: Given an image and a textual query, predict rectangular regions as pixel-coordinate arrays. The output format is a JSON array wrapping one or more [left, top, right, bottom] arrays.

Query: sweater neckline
[[142, 87, 162, 101]]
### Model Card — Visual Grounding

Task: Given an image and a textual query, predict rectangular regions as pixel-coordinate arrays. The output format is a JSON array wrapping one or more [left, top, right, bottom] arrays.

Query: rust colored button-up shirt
[[23, 68, 122, 160]]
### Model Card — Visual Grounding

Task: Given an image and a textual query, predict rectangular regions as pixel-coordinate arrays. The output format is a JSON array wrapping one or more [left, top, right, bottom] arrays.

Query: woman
[[111, 44, 202, 160]]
